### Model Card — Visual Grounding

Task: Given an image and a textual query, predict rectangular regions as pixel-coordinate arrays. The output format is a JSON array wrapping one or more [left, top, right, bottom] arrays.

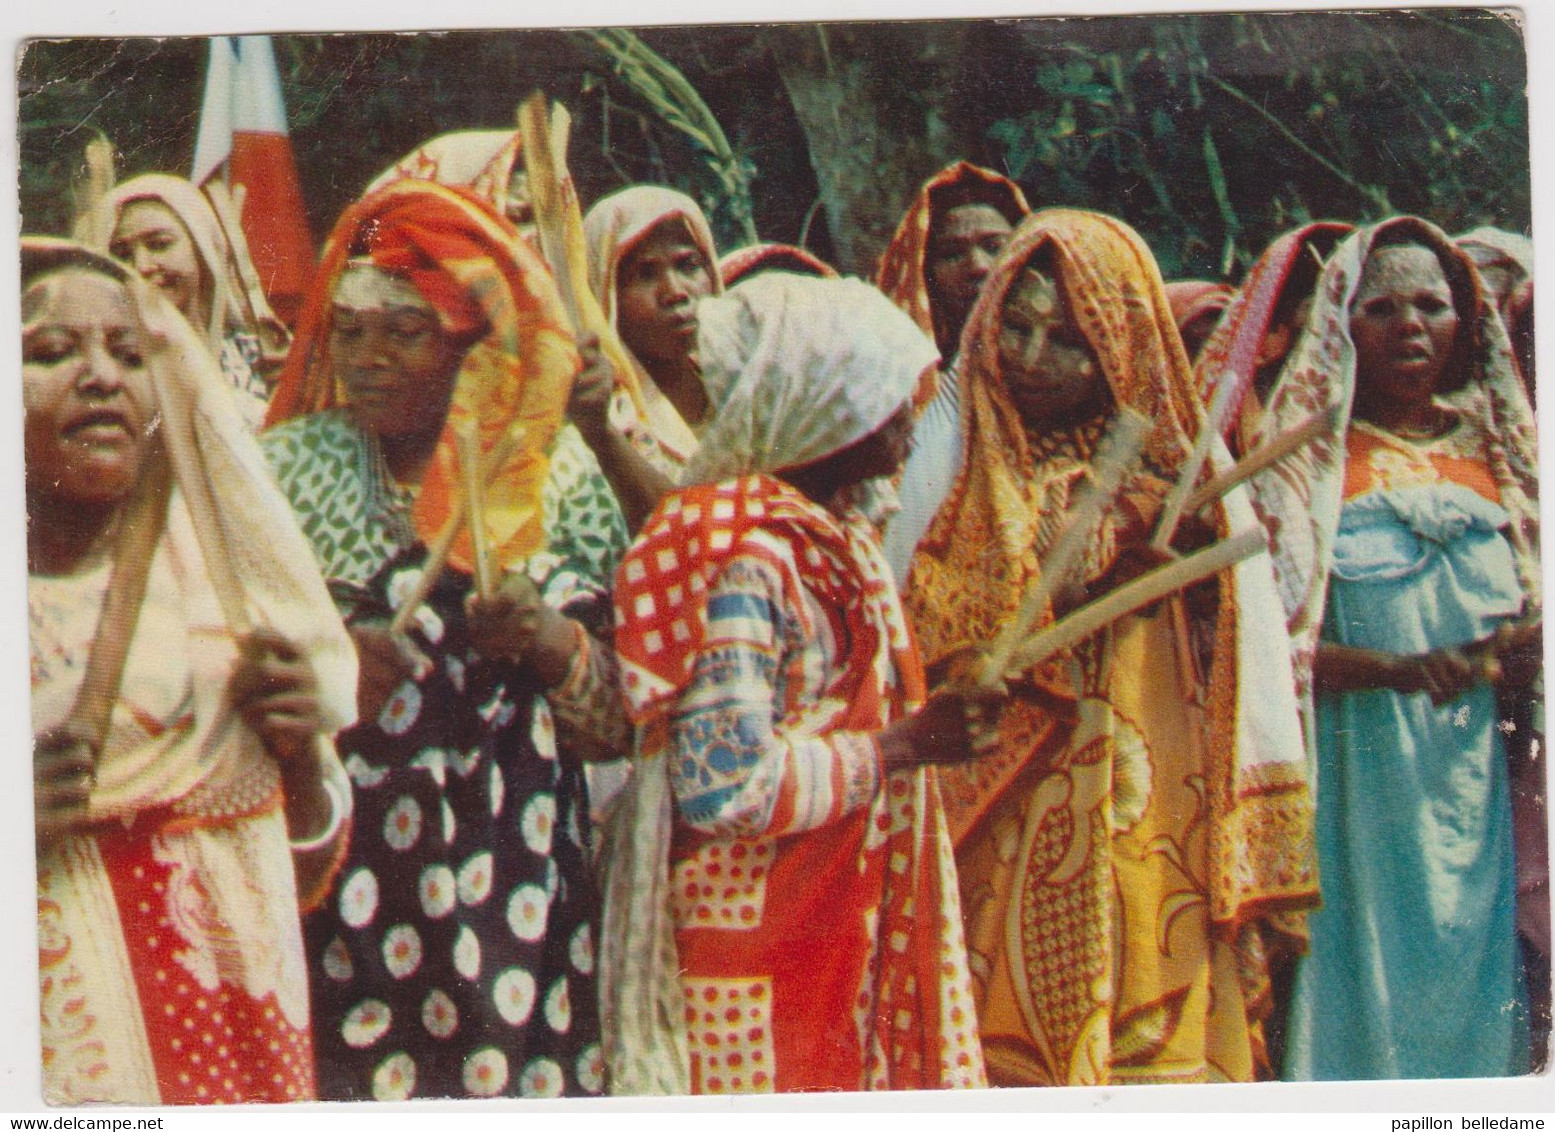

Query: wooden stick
[[71, 453, 173, 767], [517, 92, 649, 418], [389, 423, 526, 633], [1180, 404, 1341, 516], [456, 421, 495, 601], [1005, 527, 1266, 677], [1150, 374, 1242, 554], [976, 407, 1151, 689]]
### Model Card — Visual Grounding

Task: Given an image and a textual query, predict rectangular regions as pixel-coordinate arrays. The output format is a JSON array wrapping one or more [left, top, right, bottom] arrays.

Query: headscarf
[[905, 208, 1315, 932], [874, 161, 1030, 347], [601, 273, 942, 1094], [23, 237, 356, 819], [1165, 280, 1234, 343], [365, 129, 530, 226], [583, 184, 722, 342], [93, 173, 291, 369], [682, 272, 939, 487], [265, 179, 578, 575], [1194, 222, 1356, 442], [1246, 216, 1540, 708], [718, 241, 836, 288]]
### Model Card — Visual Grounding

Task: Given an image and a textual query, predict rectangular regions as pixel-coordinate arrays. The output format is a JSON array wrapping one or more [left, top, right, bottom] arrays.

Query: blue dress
[[1287, 432, 1530, 1080]]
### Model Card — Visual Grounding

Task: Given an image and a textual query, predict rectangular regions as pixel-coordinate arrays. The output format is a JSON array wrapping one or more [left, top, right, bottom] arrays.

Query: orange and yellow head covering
[[909, 206, 1203, 670], [266, 179, 579, 573]]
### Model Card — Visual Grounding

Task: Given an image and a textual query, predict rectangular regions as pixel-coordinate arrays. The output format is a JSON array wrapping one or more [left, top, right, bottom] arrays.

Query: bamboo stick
[[1149, 374, 1242, 554], [1005, 527, 1266, 676], [1180, 404, 1341, 516], [71, 453, 173, 768], [975, 407, 1151, 689], [389, 423, 526, 634], [456, 421, 494, 601], [517, 92, 649, 418]]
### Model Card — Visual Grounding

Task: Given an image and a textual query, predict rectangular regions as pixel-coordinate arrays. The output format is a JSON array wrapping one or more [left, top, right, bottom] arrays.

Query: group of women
[[23, 130, 1544, 1104]]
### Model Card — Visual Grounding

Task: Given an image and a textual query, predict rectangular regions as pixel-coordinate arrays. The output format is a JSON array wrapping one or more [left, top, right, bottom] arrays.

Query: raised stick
[[1149, 374, 1242, 554], [389, 423, 526, 634], [1005, 527, 1266, 676], [456, 421, 495, 601], [518, 93, 650, 419], [975, 407, 1151, 689], [1180, 404, 1340, 516]]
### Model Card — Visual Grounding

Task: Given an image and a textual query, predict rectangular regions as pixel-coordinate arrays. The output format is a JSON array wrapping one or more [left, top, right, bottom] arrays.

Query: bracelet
[[290, 741, 353, 852]]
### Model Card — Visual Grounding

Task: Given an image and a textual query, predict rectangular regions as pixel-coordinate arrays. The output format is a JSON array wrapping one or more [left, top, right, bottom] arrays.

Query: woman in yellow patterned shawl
[[903, 209, 1318, 1086]]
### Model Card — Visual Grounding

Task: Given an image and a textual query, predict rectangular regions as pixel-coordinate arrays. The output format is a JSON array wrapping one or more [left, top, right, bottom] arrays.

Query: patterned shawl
[[23, 237, 356, 818], [1244, 216, 1541, 709], [93, 173, 291, 368], [1165, 280, 1234, 339], [905, 208, 1315, 932], [265, 180, 579, 576], [874, 161, 1030, 348], [718, 242, 837, 288], [365, 129, 526, 216], [1194, 222, 1356, 443]]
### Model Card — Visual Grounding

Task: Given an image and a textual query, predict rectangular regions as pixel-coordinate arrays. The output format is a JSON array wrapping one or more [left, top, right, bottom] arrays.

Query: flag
[[192, 35, 314, 323]]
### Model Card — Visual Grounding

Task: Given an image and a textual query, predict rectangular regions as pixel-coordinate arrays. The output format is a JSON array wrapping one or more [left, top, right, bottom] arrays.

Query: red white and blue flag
[[192, 35, 314, 323]]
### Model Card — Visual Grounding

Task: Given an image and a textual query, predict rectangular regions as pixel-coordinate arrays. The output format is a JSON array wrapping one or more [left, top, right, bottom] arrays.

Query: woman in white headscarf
[[95, 173, 291, 432], [602, 273, 997, 1096], [25, 237, 356, 1105]]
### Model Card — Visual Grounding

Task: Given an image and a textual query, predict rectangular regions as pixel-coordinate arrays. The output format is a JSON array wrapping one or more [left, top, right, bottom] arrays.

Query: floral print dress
[[263, 410, 629, 1099]]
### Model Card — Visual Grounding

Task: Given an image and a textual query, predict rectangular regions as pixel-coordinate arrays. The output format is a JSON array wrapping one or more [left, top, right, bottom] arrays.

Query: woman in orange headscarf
[[903, 209, 1318, 1086], [262, 180, 630, 1100]]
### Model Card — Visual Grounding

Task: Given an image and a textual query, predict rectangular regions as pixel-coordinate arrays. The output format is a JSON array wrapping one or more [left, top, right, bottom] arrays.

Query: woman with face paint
[[262, 181, 631, 1100], [95, 174, 292, 433], [23, 238, 357, 1104], [1246, 220, 1543, 1080], [902, 210, 1317, 1086]]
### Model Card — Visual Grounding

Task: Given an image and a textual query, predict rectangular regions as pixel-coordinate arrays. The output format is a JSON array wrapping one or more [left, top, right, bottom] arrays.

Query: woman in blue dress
[[1250, 218, 1541, 1080]]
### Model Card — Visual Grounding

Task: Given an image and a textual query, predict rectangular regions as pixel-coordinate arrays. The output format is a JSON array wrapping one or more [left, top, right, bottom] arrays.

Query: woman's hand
[[347, 623, 427, 721], [569, 334, 617, 448], [876, 689, 1006, 773], [230, 629, 325, 763], [466, 572, 579, 688], [33, 723, 96, 845]]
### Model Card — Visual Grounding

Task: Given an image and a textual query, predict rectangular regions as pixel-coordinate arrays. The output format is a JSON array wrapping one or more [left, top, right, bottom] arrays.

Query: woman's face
[[615, 220, 715, 370], [927, 202, 1015, 347], [997, 264, 1110, 432], [1350, 244, 1460, 408], [109, 200, 205, 323], [328, 271, 465, 444], [23, 268, 154, 508]]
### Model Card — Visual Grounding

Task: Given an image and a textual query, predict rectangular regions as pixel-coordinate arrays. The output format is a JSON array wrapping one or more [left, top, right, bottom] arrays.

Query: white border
[[3, 0, 1552, 1120]]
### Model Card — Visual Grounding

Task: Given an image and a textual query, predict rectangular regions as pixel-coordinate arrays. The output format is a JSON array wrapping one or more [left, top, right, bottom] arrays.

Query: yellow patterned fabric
[[902, 209, 1317, 1085]]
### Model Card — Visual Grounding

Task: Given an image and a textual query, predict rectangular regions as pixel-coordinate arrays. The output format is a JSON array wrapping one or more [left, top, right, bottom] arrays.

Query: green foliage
[[983, 10, 1528, 280]]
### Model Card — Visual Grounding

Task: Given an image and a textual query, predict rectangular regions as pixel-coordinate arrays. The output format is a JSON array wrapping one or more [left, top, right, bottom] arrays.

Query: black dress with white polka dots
[[305, 549, 604, 1101]]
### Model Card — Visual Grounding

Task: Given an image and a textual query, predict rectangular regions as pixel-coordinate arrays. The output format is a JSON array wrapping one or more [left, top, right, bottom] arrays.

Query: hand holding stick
[[973, 407, 1151, 690], [388, 422, 526, 634], [1005, 527, 1266, 677]]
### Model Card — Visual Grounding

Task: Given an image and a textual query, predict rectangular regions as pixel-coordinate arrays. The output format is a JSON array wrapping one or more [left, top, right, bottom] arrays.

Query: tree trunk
[[765, 24, 969, 277]]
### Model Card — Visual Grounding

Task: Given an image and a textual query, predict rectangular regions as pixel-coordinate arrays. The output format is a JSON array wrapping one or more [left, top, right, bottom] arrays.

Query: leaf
[[1111, 985, 1192, 1068]]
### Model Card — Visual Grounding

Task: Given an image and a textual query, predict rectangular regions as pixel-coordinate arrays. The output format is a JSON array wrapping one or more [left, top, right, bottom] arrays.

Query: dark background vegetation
[[17, 9, 1529, 282]]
